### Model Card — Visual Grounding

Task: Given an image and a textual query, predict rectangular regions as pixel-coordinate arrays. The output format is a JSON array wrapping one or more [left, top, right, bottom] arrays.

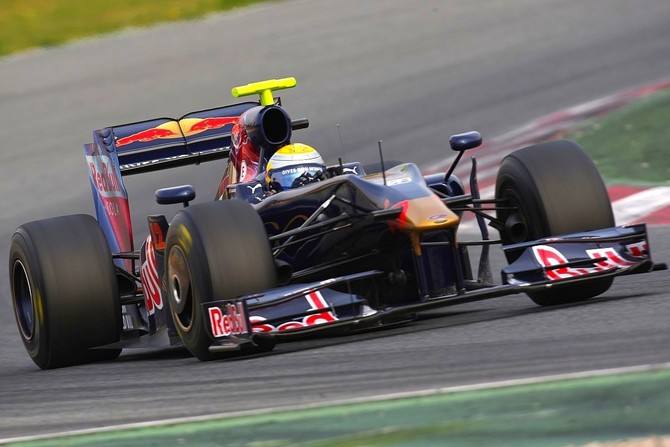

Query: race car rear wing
[[93, 101, 310, 176], [90, 78, 306, 176], [92, 102, 259, 176]]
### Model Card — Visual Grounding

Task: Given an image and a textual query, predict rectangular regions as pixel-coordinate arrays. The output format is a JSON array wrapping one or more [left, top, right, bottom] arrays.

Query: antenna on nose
[[378, 140, 387, 186], [337, 124, 345, 171]]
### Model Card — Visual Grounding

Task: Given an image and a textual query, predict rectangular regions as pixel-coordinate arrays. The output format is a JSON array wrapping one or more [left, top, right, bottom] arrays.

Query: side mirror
[[449, 131, 482, 152], [156, 185, 196, 207], [443, 131, 483, 183]]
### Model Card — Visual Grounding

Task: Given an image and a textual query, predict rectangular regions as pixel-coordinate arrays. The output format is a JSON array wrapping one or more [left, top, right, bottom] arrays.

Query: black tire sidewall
[[10, 230, 49, 365], [165, 200, 277, 361], [165, 211, 215, 360], [9, 215, 121, 369], [497, 140, 614, 244], [495, 141, 615, 305], [496, 157, 549, 244]]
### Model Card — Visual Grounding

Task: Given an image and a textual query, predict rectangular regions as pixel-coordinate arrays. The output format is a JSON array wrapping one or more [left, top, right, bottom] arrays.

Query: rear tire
[[165, 200, 277, 361], [495, 140, 614, 306], [9, 215, 122, 369]]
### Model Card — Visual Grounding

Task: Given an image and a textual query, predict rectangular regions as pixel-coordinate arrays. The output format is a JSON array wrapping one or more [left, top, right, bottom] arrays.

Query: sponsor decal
[[429, 213, 450, 224], [280, 166, 322, 176], [180, 116, 238, 135], [624, 241, 648, 257], [386, 176, 411, 186], [116, 126, 181, 147], [532, 245, 635, 281], [85, 149, 133, 257], [247, 183, 263, 194], [250, 291, 337, 333], [209, 303, 248, 337], [231, 123, 246, 148], [116, 117, 237, 148], [120, 153, 197, 171], [86, 154, 124, 198], [239, 160, 248, 181], [586, 247, 635, 270], [140, 236, 162, 315]]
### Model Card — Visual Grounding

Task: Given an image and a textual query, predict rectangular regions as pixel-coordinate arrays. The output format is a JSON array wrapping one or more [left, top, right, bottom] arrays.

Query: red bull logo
[[180, 117, 238, 135], [115, 117, 238, 148], [209, 303, 248, 337], [532, 245, 635, 281], [116, 125, 181, 147], [86, 154, 124, 198], [116, 117, 240, 148], [249, 291, 338, 333], [625, 241, 648, 257]]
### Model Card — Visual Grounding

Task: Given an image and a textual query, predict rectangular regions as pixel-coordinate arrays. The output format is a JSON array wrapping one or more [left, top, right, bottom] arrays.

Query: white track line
[[2, 362, 669, 445]]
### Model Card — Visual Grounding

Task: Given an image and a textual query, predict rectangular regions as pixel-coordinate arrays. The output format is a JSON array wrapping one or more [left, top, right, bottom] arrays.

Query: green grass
[[0, 0, 266, 56], [568, 89, 670, 186], [9, 368, 670, 447]]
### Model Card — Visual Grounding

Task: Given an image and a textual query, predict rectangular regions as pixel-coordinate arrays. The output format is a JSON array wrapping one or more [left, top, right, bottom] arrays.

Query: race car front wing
[[203, 224, 664, 353]]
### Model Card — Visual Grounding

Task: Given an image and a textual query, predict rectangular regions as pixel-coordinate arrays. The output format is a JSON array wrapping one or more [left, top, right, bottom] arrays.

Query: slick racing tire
[[165, 200, 277, 361], [9, 215, 122, 369], [495, 140, 615, 306]]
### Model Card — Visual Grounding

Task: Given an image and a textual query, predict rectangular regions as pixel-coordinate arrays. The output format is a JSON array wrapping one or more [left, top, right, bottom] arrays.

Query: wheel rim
[[167, 245, 194, 332], [12, 260, 35, 340]]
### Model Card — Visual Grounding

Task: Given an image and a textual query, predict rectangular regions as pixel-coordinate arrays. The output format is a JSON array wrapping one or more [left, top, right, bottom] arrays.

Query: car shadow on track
[[112, 291, 656, 364], [225, 290, 659, 360]]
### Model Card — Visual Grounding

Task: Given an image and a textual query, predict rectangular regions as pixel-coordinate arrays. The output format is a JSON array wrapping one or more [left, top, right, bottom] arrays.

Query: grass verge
[[0, 0, 266, 56], [567, 89, 670, 186]]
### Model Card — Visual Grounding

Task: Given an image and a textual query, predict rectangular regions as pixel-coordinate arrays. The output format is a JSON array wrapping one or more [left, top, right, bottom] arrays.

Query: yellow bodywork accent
[[409, 232, 423, 257], [397, 195, 460, 256], [155, 120, 182, 135], [231, 77, 297, 106], [400, 195, 460, 231]]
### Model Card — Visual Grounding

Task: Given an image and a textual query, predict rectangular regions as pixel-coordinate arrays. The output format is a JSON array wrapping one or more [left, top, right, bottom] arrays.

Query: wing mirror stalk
[[444, 131, 482, 182]]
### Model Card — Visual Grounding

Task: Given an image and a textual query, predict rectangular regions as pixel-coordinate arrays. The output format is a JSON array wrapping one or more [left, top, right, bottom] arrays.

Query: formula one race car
[[9, 77, 666, 369]]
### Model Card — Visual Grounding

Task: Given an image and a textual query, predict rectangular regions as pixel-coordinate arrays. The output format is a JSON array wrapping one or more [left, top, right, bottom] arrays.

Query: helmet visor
[[267, 163, 325, 190]]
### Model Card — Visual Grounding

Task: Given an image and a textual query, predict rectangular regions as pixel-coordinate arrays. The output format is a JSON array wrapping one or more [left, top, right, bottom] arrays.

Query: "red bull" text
[[208, 303, 248, 337], [86, 155, 124, 198]]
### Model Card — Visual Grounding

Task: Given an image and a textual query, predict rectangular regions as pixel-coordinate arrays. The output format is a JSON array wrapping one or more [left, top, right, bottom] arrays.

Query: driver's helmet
[[265, 143, 326, 192]]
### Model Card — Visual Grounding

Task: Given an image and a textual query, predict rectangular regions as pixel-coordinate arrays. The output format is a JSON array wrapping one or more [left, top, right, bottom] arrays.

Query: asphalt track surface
[[1, 0, 670, 441]]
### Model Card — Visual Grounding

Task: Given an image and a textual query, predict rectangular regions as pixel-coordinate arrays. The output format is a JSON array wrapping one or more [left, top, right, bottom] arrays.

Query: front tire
[[9, 215, 122, 369], [495, 140, 614, 306], [165, 200, 277, 361]]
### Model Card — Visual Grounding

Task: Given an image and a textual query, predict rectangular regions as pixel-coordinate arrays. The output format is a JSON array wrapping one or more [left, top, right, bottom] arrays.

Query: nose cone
[[394, 196, 460, 231]]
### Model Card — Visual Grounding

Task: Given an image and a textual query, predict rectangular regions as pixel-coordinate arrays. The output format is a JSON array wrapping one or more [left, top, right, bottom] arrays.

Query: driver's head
[[265, 143, 326, 192]]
